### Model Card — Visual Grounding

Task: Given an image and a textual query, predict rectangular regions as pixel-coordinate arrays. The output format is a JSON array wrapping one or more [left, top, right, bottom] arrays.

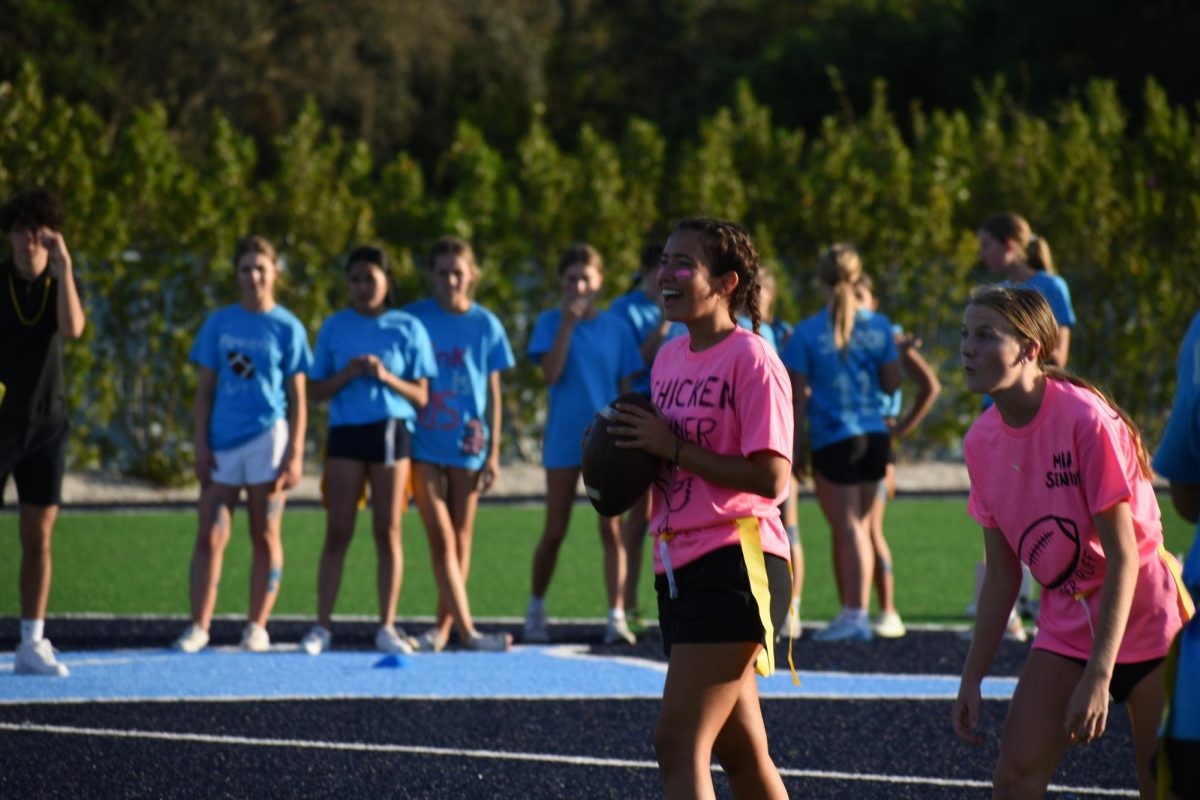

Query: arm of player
[[789, 371, 810, 483], [608, 403, 789, 499], [478, 370, 504, 492], [274, 373, 307, 493], [1063, 501, 1138, 745], [953, 527, 1022, 745], [891, 337, 941, 439], [308, 357, 366, 402], [45, 231, 86, 339], [538, 303, 583, 386], [1167, 481, 1200, 524], [363, 357, 429, 408]]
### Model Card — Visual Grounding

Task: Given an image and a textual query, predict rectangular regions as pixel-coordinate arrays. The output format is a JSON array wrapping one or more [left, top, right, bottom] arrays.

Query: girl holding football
[[953, 285, 1191, 799], [609, 217, 793, 798]]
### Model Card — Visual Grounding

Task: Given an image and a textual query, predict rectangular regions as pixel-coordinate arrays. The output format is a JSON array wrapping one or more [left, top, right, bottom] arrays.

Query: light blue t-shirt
[[769, 319, 793, 352], [1006, 271, 1076, 328], [610, 290, 662, 395], [312, 308, 437, 429], [781, 307, 899, 450], [1150, 311, 1200, 741], [190, 304, 313, 451], [404, 299, 515, 469], [527, 309, 643, 469]]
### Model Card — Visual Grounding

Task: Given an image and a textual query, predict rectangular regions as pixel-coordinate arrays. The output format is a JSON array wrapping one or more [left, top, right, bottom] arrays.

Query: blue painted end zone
[[0, 645, 1016, 704]]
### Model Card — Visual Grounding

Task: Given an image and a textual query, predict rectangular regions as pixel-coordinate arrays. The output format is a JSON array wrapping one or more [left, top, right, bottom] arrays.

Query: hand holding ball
[[582, 392, 666, 516]]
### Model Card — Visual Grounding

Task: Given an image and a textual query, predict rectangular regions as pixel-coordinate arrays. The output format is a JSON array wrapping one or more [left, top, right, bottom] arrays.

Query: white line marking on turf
[[0, 722, 1137, 796]]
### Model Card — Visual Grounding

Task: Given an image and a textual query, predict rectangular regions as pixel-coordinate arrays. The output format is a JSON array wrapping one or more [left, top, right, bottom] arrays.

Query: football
[[582, 391, 665, 517]]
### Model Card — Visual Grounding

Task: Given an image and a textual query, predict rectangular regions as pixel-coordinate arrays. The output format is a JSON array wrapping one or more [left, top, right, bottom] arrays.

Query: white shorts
[[210, 418, 289, 486]]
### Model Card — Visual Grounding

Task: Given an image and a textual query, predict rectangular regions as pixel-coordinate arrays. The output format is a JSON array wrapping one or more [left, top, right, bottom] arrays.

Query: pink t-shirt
[[964, 378, 1185, 662], [649, 327, 794, 573]]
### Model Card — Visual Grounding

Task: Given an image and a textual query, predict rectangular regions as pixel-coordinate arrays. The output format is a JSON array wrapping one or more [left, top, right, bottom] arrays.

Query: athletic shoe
[[626, 609, 649, 635], [240, 622, 270, 652], [375, 625, 415, 655], [464, 632, 513, 652], [1005, 610, 1028, 642], [603, 617, 637, 645], [14, 639, 69, 677], [523, 609, 549, 643], [778, 609, 801, 641], [873, 610, 907, 639], [300, 625, 332, 656], [172, 623, 210, 654], [812, 613, 873, 642], [417, 629, 447, 653]]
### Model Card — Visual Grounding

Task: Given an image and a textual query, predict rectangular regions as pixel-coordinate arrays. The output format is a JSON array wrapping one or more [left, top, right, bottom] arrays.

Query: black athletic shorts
[[656, 544, 790, 657], [327, 419, 412, 465], [811, 433, 891, 485], [0, 420, 69, 508], [1050, 651, 1165, 705]]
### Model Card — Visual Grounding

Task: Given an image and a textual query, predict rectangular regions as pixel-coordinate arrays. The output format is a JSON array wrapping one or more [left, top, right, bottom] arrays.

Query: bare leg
[[621, 490, 653, 613], [867, 466, 896, 613], [530, 467, 580, 598], [189, 483, 241, 629], [813, 474, 876, 611], [655, 642, 786, 799], [1125, 661, 1166, 799], [600, 511, 626, 611], [368, 459, 407, 628], [413, 461, 478, 643], [245, 482, 286, 627], [713, 663, 791, 798], [993, 649, 1079, 798], [18, 504, 58, 621], [783, 477, 803, 610], [316, 459, 366, 628]]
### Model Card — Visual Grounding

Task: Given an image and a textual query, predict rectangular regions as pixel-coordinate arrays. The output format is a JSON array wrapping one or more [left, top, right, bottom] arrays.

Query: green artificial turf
[[1, 497, 1194, 623]]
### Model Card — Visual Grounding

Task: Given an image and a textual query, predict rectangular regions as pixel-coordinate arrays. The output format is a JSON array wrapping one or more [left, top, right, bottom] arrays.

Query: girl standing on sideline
[[855, 274, 941, 638], [405, 237, 513, 652], [524, 243, 643, 645], [300, 246, 436, 656], [609, 217, 793, 798], [781, 245, 901, 642], [953, 286, 1191, 799], [175, 235, 311, 654]]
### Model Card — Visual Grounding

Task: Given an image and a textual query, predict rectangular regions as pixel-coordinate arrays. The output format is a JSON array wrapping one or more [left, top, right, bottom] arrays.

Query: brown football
[[582, 391, 665, 517]]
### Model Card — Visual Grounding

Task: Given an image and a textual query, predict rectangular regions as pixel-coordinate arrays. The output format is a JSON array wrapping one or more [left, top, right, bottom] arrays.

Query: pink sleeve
[[737, 347, 793, 461], [1076, 407, 1136, 515]]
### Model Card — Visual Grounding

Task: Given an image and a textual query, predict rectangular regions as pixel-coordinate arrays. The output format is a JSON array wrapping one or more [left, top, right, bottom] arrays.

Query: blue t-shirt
[[404, 299, 515, 469], [1151, 310, 1200, 741], [610, 290, 662, 395], [769, 319, 794, 352], [781, 307, 899, 450], [1006, 272, 1076, 328], [527, 309, 643, 469], [312, 309, 437, 429], [879, 324, 904, 418], [190, 304, 313, 451]]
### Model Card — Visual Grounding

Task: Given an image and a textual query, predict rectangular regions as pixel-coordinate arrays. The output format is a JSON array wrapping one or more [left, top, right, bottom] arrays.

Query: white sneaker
[[523, 609, 549, 643], [240, 622, 270, 652], [778, 609, 801, 641], [173, 623, 210, 654], [417, 629, 447, 653], [301, 625, 332, 656], [14, 639, 69, 677], [812, 612, 873, 642], [873, 610, 907, 639], [603, 617, 636, 645], [1005, 610, 1028, 642], [464, 631, 513, 652], [375, 626, 415, 655]]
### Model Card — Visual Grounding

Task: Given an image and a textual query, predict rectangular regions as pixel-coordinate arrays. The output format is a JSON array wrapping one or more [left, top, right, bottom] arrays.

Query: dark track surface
[[0, 619, 1142, 799]]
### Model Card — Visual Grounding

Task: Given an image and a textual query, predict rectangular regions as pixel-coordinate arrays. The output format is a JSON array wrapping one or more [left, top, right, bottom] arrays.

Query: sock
[[21, 619, 44, 644], [844, 607, 869, 625], [786, 524, 799, 547], [608, 608, 625, 623], [789, 597, 800, 614], [527, 596, 545, 616]]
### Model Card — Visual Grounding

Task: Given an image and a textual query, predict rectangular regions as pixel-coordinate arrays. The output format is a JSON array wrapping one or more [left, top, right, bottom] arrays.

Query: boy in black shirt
[[1, 188, 86, 676]]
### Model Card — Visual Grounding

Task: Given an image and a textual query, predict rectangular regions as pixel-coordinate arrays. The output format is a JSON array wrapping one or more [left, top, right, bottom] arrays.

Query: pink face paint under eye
[[657, 265, 695, 281]]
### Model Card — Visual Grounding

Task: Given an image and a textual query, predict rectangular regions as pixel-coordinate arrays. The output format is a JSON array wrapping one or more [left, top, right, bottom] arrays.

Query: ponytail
[[817, 244, 863, 354]]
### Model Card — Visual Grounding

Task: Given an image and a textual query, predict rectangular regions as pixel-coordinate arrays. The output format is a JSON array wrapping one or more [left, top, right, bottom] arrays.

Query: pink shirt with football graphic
[[964, 378, 1185, 662], [648, 327, 794, 573]]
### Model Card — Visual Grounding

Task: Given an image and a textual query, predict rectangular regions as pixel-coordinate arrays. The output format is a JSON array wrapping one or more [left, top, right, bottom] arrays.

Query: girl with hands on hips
[[953, 285, 1191, 799]]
